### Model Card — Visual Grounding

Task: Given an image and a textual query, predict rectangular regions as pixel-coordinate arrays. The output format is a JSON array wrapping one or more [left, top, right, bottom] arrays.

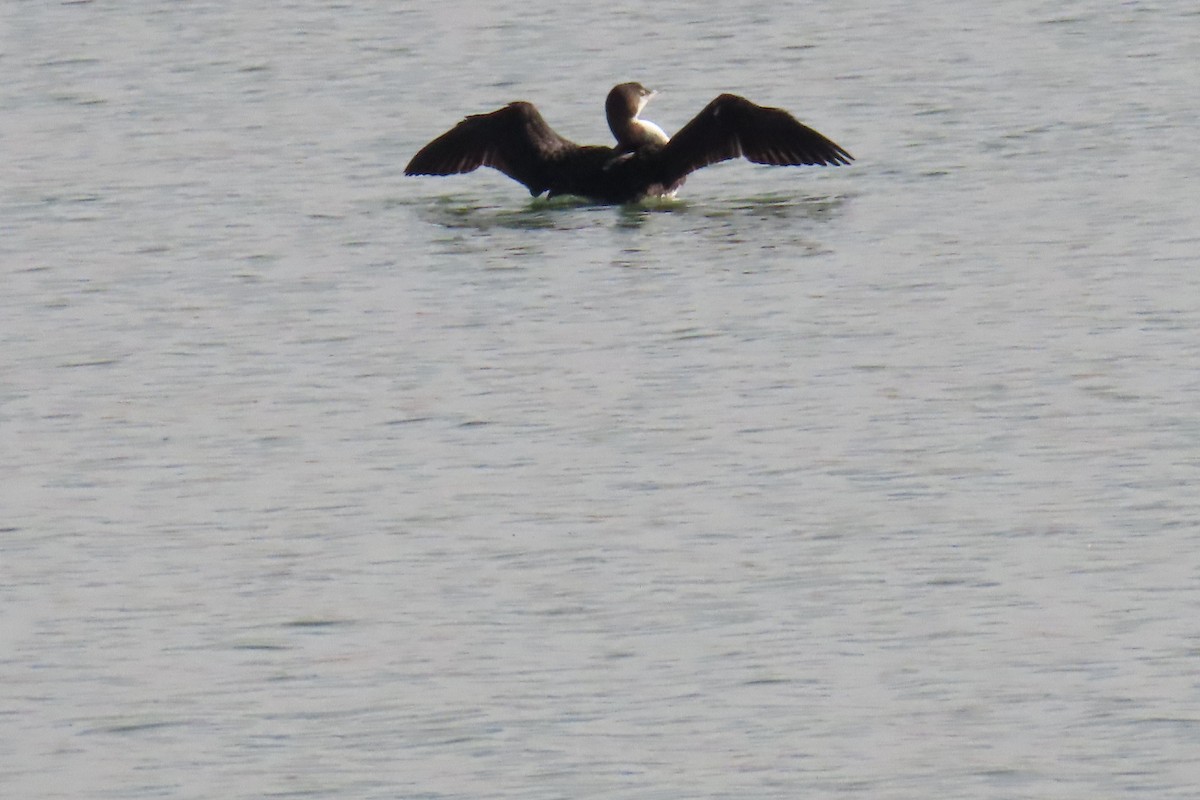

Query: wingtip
[[404, 152, 431, 176]]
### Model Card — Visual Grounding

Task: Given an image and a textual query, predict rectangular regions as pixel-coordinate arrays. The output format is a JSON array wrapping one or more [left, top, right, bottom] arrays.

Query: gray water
[[3, 1, 1199, 798]]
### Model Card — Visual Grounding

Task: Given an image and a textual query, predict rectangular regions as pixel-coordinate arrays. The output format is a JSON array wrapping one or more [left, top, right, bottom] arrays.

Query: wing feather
[[406, 102, 576, 195], [660, 94, 852, 185]]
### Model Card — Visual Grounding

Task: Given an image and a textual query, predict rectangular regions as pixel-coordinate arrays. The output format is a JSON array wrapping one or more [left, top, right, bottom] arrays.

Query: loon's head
[[606, 82, 669, 149], [606, 82, 655, 123]]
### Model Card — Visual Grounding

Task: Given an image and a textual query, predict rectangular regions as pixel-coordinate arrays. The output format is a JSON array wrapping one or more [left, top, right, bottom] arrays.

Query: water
[[3, 1, 1199, 798]]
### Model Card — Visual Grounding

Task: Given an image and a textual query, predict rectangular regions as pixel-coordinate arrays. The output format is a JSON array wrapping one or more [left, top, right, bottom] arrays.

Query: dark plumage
[[405, 83, 852, 204]]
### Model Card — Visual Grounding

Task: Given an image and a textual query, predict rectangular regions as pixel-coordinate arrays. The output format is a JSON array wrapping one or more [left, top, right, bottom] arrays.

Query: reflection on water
[[4, 1, 1200, 799], [411, 192, 850, 234], [413, 194, 602, 231]]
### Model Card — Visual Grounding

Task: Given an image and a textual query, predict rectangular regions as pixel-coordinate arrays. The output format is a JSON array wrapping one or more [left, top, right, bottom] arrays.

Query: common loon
[[405, 83, 852, 204]]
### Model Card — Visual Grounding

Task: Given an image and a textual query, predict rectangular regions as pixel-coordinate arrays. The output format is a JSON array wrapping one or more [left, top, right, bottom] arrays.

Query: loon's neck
[[609, 115, 670, 150]]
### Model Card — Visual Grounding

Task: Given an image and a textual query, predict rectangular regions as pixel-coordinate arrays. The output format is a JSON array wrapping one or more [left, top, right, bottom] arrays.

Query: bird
[[405, 82, 852, 204]]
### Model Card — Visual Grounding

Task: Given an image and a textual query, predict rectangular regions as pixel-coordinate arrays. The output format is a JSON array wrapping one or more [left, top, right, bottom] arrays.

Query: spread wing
[[405, 102, 577, 196], [659, 94, 852, 185]]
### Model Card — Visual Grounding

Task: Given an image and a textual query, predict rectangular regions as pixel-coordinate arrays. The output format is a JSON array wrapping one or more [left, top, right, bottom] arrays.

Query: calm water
[[3, 1, 1199, 798]]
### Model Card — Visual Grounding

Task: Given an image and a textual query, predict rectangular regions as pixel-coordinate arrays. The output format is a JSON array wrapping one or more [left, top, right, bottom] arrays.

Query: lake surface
[[3, 1, 1199, 798]]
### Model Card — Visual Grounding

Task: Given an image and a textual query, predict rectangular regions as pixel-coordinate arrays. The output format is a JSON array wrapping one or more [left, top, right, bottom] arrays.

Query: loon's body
[[405, 83, 852, 204]]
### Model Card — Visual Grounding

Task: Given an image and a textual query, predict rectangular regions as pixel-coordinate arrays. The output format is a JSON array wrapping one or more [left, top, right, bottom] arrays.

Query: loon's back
[[540, 145, 681, 203]]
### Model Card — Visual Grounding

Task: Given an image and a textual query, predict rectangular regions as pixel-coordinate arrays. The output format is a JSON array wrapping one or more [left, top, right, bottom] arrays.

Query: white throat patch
[[633, 118, 670, 144]]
